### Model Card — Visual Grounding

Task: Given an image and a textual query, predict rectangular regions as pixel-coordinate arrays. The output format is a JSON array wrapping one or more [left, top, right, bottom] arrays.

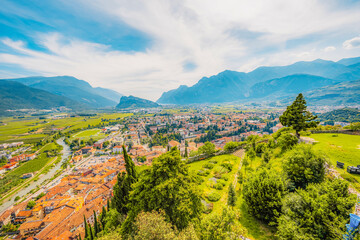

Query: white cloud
[[343, 36, 360, 49], [324, 46, 336, 52], [1, 0, 360, 100]]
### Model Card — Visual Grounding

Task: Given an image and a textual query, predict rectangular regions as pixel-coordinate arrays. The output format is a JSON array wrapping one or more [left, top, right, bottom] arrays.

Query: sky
[[1, 0, 360, 101]]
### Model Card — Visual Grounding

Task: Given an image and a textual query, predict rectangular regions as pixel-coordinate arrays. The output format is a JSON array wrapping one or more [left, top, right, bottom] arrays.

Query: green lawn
[[310, 133, 360, 190]]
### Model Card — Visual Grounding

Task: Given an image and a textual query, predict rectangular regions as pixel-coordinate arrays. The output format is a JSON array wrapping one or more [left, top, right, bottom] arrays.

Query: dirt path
[[232, 149, 245, 188]]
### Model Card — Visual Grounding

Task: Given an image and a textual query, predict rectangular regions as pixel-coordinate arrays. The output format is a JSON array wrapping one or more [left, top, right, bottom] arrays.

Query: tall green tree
[[243, 168, 287, 224], [283, 144, 326, 189], [121, 147, 202, 234], [198, 142, 216, 156], [93, 211, 99, 236], [113, 146, 138, 214], [279, 93, 318, 138], [227, 184, 237, 207], [83, 216, 89, 239]]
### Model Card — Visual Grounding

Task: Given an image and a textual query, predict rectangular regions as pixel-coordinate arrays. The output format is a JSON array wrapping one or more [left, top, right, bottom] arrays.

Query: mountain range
[[0, 80, 87, 114], [157, 57, 360, 105]]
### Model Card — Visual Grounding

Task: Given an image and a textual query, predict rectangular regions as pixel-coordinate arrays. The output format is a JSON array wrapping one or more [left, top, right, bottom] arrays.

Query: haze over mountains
[[1, 56, 360, 114], [0, 76, 123, 113], [157, 57, 360, 105]]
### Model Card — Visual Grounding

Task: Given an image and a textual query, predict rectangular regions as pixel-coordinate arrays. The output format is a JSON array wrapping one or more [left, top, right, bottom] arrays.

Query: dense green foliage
[[122, 147, 202, 234], [319, 108, 360, 123], [283, 144, 326, 189], [198, 142, 216, 156], [277, 179, 356, 240], [198, 208, 244, 240], [113, 146, 138, 214], [243, 167, 287, 224], [280, 93, 318, 138]]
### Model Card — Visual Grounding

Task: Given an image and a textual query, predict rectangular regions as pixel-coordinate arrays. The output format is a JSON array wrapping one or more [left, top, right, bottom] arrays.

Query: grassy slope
[[237, 155, 278, 240], [310, 133, 360, 190], [188, 154, 241, 214]]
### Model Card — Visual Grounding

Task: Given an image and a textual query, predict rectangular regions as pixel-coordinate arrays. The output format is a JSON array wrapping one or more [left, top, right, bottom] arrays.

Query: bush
[[214, 183, 224, 190], [198, 169, 211, 176], [220, 175, 229, 181], [255, 142, 267, 155], [207, 192, 221, 202], [277, 179, 356, 240], [277, 133, 298, 152], [203, 163, 215, 169], [221, 162, 233, 172], [217, 179, 226, 186], [283, 144, 326, 189], [243, 168, 287, 223]]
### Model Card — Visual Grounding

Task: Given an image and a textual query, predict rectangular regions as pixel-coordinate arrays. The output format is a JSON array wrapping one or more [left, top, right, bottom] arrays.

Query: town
[[0, 109, 286, 239]]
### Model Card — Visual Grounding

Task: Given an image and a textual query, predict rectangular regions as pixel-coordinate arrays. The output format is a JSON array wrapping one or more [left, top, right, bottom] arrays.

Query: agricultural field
[[188, 154, 241, 214], [0, 113, 132, 143], [71, 129, 105, 141], [310, 133, 360, 190]]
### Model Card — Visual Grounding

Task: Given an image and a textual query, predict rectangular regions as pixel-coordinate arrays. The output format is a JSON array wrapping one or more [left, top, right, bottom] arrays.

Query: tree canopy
[[283, 144, 326, 189], [277, 179, 356, 240], [113, 146, 138, 214], [243, 167, 287, 224], [122, 147, 202, 234], [279, 93, 318, 138]]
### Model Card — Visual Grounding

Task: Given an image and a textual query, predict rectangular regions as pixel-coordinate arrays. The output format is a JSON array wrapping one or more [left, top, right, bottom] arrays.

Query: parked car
[[347, 166, 360, 174]]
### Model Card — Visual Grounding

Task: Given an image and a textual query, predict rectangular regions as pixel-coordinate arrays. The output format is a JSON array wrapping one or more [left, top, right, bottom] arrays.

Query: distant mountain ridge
[[157, 57, 360, 105], [0, 81, 86, 115], [116, 95, 159, 109], [1, 76, 123, 108]]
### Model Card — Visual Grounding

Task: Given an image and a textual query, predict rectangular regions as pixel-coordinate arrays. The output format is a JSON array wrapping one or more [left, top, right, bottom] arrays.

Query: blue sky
[[1, 0, 360, 100]]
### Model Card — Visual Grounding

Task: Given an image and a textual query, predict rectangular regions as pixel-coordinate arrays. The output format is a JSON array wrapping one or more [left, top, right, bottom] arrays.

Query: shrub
[[217, 179, 226, 186], [221, 162, 233, 172], [243, 168, 287, 223], [283, 144, 326, 189], [277, 133, 298, 152], [214, 183, 224, 190], [207, 192, 221, 202], [220, 175, 229, 181], [203, 163, 215, 169]]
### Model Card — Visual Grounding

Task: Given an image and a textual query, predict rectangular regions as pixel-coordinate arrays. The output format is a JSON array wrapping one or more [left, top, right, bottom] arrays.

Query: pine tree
[[113, 146, 138, 214], [279, 93, 319, 138], [227, 184, 237, 207]]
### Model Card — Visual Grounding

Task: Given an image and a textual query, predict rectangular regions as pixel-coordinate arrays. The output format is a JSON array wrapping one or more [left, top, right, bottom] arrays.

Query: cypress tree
[[93, 210, 99, 236], [113, 146, 138, 214], [106, 199, 110, 211], [83, 216, 88, 239], [227, 184, 237, 207], [100, 206, 107, 229], [89, 224, 94, 240]]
